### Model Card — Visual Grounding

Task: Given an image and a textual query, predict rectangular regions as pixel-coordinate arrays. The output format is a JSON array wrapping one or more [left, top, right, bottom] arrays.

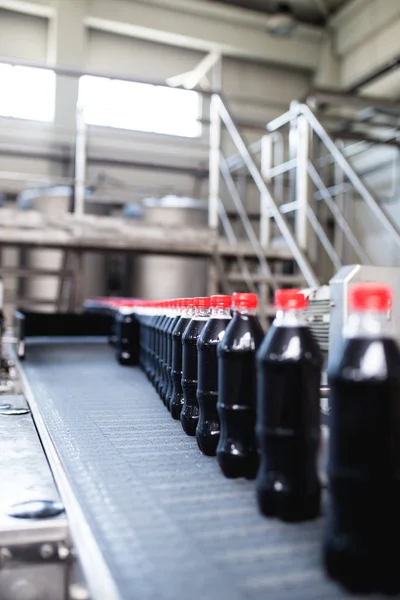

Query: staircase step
[[227, 273, 306, 285]]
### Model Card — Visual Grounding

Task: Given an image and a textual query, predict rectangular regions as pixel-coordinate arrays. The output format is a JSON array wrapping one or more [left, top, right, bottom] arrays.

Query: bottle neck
[[211, 307, 231, 319], [194, 307, 210, 319], [273, 309, 308, 327], [344, 311, 391, 338], [182, 307, 195, 318], [234, 307, 257, 316]]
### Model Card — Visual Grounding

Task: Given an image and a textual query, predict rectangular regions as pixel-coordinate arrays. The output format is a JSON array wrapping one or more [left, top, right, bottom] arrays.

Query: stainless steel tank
[[17, 189, 108, 311], [20, 191, 69, 312], [130, 196, 208, 300]]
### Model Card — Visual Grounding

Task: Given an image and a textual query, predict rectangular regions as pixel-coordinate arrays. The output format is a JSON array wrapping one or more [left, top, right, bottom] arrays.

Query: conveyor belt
[[21, 340, 348, 600]]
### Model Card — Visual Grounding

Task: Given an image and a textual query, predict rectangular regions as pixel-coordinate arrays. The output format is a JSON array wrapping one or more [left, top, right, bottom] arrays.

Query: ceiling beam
[[0, 0, 53, 17], [85, 0, 324, 70]]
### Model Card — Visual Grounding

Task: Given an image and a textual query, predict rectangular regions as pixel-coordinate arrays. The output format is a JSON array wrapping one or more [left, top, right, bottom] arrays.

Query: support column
[[208, 57, 222, 230], [48, 0, 87, 133], [295, 114, 310, 251]]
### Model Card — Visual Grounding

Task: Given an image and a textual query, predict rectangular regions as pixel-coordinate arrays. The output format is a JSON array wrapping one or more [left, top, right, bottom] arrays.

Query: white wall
[[0, 8, 48, 60]]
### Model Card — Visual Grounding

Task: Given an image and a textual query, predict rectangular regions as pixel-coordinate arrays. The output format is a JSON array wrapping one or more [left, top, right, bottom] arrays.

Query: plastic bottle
[[217, 292, 264, 479], [159, 301, 174, 404], [164, 300, 182, 411], [196, 295, 231, 456], [115, 307, 140, 366], [256, 288, 322, 522], [154, 302, 168, 398], [324, 283, 400, 595], [147, 302, 162, 386], [181, 297, 210, 436], [170, 299, 195, 420]]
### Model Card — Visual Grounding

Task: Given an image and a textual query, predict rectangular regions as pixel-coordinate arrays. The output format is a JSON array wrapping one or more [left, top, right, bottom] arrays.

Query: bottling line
[[0, 263, 398, 599]]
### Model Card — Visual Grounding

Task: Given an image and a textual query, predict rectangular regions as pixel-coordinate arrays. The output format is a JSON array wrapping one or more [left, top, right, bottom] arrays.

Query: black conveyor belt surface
[[23, 340, 349, 600]]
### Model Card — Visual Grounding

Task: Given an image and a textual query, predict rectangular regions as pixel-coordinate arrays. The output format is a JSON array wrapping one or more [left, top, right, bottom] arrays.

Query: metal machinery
[[305, 264, 400, 366]]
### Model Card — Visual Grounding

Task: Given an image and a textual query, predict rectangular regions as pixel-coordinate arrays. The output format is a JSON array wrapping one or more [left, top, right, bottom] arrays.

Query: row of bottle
[[113, 284, 400, 595], [134, 290, 323, 517]]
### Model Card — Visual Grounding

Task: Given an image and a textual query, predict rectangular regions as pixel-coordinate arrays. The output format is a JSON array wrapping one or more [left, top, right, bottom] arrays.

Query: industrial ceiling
[[204, 0, 349, 25]]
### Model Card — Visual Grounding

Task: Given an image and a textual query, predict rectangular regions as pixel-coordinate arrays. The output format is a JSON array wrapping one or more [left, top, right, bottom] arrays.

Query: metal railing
[[211, 98, 400, 302], [266, 103, 400, 262], [209, 94, 319, 304]]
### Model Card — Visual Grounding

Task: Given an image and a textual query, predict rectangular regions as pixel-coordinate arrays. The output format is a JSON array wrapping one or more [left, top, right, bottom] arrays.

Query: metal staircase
[[209, 95, 400, 322]]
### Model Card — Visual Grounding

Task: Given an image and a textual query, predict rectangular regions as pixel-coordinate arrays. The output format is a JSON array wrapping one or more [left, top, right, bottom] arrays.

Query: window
[[79, 75, 202, 138], [0, 63, 55, 122]]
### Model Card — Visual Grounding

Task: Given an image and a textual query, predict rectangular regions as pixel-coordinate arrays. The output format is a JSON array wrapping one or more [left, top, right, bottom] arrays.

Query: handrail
[[307, 162, 371, 264], [266, 101, 400, 255], [300, 104, 400, 251], [217, 96, 319, 288], [219, 154, 277, 290], [267, 109, 294, 133]]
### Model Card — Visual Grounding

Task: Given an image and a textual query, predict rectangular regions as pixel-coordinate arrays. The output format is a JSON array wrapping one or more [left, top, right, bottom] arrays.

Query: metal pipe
[[301, 104, 400, 250], [296, 114, 310, 250], [267, 109, 294, 132], [313, 181, 352, 200], [268, 158, 297, 178], [208, 95, 221, 229], [217, 96, 319, 288], [279, 200, 299, 214], [333, 141, 345, 260], [74, 107, 87, 217], [273, 131, 285, 206]]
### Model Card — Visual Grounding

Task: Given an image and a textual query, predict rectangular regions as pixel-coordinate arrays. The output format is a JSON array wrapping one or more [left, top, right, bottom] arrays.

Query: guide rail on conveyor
[[16, 337, 350, 600]]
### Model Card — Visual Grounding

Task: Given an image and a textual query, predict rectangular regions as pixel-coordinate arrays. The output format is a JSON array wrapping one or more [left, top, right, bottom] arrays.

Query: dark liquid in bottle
[[256, 325, 322, 522], [159, 314, 172, 403], [217, 314, 263, 479], [115, 309, 140, 366], [170, 316, 192, 420], [165, 315, 180, 410], [196, 315, 230, 456], [153, 314, 166, 395], [181, 317, 208, 436], [325, 336, 400, 595]]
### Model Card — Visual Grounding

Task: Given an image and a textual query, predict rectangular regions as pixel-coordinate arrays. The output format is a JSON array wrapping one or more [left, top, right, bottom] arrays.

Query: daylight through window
[[0, 63, 55, 122], [79, 75, 202, 138]]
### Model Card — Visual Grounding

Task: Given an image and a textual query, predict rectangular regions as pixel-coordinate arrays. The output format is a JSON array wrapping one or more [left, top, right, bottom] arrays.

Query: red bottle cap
[[232, 292, 258, 310], [194, 297, 211, 309], [210, 295, 231, 309], [274, 289, 307, 310], [350, 283, 392, 312], [184, 298, 195, 309]]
